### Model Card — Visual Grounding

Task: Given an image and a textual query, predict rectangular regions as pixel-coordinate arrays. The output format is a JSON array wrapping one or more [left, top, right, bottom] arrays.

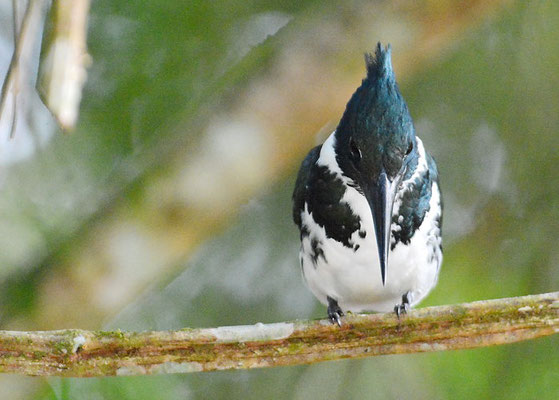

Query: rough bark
[[0, 292, 557, 377]]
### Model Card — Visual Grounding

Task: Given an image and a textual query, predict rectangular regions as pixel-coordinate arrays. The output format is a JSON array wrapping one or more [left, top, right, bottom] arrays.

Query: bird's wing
[[425, 150, 442, 228], [292, 145, 322, 227]]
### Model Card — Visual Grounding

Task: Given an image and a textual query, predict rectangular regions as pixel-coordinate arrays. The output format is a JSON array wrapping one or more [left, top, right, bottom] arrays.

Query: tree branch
[[38, 0, 91, 131], [0, 292, 557, 377], [0, 0, 46, 139]]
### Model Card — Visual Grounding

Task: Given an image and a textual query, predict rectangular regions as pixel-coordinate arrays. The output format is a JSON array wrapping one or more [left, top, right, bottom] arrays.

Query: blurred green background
[[0, 0, 558, 399]]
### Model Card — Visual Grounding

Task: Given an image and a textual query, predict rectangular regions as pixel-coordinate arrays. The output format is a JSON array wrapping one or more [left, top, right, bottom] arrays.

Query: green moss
[[32, 350, 48, 358], [53, 340, 73, 355], [95, 329, 127, 340], [287, 342, 304, 354]]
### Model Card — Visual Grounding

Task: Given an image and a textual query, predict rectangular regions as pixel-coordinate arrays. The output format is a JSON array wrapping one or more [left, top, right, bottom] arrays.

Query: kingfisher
[[292, 43, 442, 325]]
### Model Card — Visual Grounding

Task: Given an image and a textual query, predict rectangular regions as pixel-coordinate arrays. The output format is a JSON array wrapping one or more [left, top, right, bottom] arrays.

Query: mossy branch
[[0, 292, 557, 377]]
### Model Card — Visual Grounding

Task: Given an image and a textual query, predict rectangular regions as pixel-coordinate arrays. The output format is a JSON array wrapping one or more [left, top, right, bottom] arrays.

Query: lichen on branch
[[0, 292, 557, 377]]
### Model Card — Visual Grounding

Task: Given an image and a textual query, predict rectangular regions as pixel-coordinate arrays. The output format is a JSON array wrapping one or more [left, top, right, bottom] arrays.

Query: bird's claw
[[394, 302, 410, 318], [327, 296, 344, 326], [394, 291, 412, 319]]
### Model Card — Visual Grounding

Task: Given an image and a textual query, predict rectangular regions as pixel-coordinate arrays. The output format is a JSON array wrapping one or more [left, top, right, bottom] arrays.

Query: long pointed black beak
[[365, 170, 397, 286]]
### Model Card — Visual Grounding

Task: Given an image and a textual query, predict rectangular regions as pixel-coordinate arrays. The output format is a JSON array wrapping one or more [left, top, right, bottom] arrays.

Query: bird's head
[[334, 43, 418, 285]]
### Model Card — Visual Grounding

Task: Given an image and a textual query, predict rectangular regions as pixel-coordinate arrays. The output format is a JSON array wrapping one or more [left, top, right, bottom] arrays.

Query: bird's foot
[[394, 291, 412, 319], [327, 296, 344, 326]]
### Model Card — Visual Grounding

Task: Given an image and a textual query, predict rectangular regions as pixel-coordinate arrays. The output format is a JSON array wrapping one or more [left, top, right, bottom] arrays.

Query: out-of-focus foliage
[[0, 0, 557, 399]]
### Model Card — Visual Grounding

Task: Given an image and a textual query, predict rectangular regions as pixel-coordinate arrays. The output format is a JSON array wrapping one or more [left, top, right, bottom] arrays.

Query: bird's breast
[[299, 181, 441, 313], [297, 133, 441, 313]]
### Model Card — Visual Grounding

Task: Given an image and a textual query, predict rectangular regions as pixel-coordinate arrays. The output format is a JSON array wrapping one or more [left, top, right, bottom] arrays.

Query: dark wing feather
[[292, 145, 321, 227], [391, 150, 441, 249]]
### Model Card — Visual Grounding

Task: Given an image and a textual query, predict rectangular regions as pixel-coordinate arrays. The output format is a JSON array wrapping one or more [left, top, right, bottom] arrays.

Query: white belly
[[300, 183, 442, 313]]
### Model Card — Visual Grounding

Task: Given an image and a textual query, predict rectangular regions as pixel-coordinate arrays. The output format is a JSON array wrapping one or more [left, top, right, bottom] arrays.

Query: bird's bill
[[366, 170, 398, 286]]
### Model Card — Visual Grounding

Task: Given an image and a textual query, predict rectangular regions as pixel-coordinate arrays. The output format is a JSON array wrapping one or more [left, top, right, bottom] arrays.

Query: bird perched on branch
[[292, 43, 442, 325]]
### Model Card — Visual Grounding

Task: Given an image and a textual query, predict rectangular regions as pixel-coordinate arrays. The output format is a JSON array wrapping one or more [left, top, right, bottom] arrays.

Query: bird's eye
[[349, 138, 361, 162], [405, 141, 413, 156]]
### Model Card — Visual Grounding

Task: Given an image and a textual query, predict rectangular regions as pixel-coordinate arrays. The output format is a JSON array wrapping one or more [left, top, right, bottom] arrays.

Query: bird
[[292, 43, 442, 326]]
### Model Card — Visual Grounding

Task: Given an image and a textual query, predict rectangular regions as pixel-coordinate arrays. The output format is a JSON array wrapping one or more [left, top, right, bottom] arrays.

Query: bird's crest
[[336, 42, 410, 141], [364, 43, 394, 84]]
